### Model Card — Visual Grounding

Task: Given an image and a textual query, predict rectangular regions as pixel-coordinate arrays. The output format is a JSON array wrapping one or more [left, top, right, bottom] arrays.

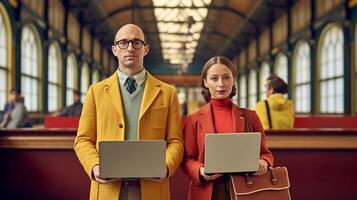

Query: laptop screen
[[99, 140, 167, 178], [204, 132, 261, 174]]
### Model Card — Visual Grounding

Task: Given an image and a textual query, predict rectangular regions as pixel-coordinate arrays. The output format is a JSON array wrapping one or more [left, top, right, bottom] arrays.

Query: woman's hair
[[200, 56, 237, 102], [267, 74, 288, 94]]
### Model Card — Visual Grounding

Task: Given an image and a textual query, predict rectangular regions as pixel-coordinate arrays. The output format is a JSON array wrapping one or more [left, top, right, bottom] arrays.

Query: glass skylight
[[153, 0, 211, 65]]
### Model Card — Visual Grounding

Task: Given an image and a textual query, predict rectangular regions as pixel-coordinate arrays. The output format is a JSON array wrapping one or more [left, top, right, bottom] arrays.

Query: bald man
[[74, 24, 184, 200]]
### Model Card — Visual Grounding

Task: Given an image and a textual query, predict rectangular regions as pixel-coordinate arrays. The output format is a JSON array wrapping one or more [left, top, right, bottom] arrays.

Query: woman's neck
[[210, 98, 231, 109]]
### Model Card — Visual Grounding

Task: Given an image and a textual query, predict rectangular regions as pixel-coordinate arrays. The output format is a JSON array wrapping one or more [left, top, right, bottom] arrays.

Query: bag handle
[[243, 168, 279, 187]]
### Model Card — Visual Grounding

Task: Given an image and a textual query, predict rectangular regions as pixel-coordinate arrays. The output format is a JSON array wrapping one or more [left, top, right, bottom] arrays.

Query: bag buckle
[[272, 178, 278, 185], [244, 174, 253, 188], [246, 180, 253, 188], [270, 167, 278, 185]]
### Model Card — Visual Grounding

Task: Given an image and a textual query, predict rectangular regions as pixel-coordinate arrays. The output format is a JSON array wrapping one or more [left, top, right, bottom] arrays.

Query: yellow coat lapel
[[104, 73, 124, 119], [102, 72, 162, 122], [139, 73, 161, 120]]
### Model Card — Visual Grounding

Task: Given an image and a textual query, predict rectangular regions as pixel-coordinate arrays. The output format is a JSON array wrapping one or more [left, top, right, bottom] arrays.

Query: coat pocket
[[151, 106, 168, 129]]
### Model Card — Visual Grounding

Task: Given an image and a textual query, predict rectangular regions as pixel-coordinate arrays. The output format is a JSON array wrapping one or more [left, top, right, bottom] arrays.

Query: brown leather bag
[[228, 167, 291, 200], [228, 110, 291, 200]]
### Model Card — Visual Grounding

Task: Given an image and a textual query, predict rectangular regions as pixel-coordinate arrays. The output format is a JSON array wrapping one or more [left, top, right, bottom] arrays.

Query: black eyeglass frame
[[114, 39, 147, 50]]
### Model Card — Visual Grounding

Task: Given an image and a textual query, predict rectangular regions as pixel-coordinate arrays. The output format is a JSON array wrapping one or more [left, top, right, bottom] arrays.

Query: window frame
[[259, 62, 270, 100], [92, 69, 100, 84], [0, 3, 13, 111], [21, 24, 43, 112], [47, 42, 63, 112], [292, 40, 311, 113], [66, 53, 78, 106], [239, 74, 247, 108], [317, 23, 344, 114], [354, 23, 357, 114], [248, 69, 257, 109], [274, 52, 288, 84], [80, 62, 90, 101]]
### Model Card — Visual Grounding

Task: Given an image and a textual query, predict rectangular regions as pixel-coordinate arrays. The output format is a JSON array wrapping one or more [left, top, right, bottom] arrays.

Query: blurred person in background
[[1, 94, 30, 128], [255, 74, 294, 130], [2, 88, 20, 113], [59, 90, 83, 116]]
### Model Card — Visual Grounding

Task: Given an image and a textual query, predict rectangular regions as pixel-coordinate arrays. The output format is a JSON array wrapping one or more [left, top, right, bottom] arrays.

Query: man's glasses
[[115, 39, 147, 50]]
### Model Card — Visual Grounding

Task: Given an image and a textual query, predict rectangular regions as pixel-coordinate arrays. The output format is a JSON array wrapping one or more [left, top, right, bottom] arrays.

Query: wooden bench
[[1, 128, 357, 200]]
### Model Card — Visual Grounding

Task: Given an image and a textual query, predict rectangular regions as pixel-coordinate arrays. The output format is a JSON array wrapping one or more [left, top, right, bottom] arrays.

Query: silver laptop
[[99, 140, 166, 178], [204, 132, 261, 174]]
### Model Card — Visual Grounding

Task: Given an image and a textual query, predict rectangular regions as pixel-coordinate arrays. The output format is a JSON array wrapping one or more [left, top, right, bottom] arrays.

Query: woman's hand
[[254, 159, 268, 176], [200, 167, 222, 181], [92, 165, 120, 184]]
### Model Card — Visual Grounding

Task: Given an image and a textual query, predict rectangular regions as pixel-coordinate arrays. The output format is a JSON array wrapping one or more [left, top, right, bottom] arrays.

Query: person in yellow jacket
[[74, 24, 184, 200], [255, 74, 294, 130]]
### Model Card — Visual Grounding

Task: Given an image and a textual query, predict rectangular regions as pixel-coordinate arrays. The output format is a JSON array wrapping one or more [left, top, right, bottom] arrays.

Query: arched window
[[355, 24, 357, 114], [248, 69, 257, 109], [232, 80, 238, 105], [92, 69, 100, 84], [239, 75, 247, 108], [66, 53, 78, 106], [48, 43, 62, 112], [21, 25, 41, 111], [318, 25, 344, 113], [259, 62, 270, 100], [101, 71, 106, 80], [177, 87, 186, 105], [81, 62, 90, 101], [293, 41, 311, 113], [274, 53, 288, 83], [0, 9, 8, 110]]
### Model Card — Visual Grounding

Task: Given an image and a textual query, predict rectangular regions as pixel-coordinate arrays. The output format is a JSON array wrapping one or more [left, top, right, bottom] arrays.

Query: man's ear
[[112, 45, 118, 57], [144, 44, 150, 56]]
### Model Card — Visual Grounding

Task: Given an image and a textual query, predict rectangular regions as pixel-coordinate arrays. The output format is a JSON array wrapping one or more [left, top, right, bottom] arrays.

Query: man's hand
[[200, 167, 222, 181], [254, 159, 268, 176], [92, 165, 120, 184]]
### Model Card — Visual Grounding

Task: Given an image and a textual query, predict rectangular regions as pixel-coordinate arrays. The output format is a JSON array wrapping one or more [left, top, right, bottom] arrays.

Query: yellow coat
[[255, 94, 295, 130], [74, 72, 184, 200]]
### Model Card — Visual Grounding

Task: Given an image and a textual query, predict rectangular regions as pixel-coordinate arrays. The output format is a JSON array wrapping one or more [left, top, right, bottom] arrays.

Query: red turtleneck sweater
[[210, 98, 234, 133]]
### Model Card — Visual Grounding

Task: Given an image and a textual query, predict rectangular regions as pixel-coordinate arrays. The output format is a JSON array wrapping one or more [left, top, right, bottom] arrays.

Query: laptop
[[204, 132, 261, 174], [99, 140, 166, 178]]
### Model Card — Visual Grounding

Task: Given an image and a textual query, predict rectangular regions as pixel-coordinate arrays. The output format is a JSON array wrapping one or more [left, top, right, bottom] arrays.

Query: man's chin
[[123, 61, 138, 68]]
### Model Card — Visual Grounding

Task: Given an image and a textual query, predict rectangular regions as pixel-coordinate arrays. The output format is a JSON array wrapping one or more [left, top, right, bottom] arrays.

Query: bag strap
[[264, 100, 272, 129], [242, 109, 253, 132]]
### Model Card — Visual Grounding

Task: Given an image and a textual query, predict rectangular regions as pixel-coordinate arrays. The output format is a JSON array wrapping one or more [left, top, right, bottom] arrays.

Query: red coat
[[181, 102, 274, 200]]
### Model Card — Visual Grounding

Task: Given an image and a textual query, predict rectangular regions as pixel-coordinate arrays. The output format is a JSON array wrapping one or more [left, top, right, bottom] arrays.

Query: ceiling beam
[[217, 0, 264, 57], [107, 5, 246, 18], [64, 0, 90, 11], [81, 4, 261, 27], [266, 3, 288, 9]]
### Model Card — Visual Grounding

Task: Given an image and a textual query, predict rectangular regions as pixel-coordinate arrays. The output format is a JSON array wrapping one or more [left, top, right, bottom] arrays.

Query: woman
[[181, 56, 274, 200], [255, 74, 294, 130]]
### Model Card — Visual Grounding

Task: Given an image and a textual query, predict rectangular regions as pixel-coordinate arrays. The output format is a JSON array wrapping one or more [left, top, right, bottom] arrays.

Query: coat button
[[119, 123, 123, 128]]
